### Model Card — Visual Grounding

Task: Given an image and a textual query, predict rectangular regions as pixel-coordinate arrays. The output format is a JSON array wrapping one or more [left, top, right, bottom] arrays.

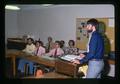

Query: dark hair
[[27, 38, 34, 43], [35, 41, 44, 46], [87, 18, 99, 29], [68, 40, 75, 46], [60, 40, 65, 48], [61, 40, 65, 44], [55, 41, 61, 45], [55, 41, 62, 48], [48, 36, 52, 40]]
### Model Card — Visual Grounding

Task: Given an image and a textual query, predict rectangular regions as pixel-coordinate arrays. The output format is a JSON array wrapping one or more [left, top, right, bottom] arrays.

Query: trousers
[[18, 59, 34, 74], [86, 60, 104, 78]]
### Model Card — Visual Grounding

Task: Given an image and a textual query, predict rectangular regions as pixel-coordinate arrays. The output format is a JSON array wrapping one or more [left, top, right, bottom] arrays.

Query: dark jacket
[[80, 31, 104, 64]]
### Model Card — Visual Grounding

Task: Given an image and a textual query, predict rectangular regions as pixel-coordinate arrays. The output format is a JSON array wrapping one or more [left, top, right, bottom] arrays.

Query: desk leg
[[12, 57, 16, 77], [74, 66, 77, 78], [74, 65, 80, 78]]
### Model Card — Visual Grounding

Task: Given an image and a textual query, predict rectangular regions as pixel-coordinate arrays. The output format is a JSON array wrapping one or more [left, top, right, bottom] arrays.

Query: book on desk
[[60, 55, 83, 62]]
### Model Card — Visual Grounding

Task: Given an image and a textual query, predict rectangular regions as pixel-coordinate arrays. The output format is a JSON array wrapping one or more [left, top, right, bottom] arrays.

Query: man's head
[[27, 38, 34, 45], [54, 41, 61, 48], [61, 40, 65, 45], [48, 36, 52, 42], [68, 40, 75, 47], [35, 41, 43, 47], [86, 18, 99, 33]]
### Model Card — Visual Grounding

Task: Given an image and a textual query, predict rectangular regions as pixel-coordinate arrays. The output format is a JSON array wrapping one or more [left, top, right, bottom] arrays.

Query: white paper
[[110, 39, 114, 44], [108, 18, 114, 27], [60, 55, 83, 61], [78, 50, 86, 53]]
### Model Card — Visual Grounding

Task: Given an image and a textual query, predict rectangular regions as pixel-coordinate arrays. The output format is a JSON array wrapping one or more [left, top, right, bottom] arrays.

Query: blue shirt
[[80, 31, 104, 64]]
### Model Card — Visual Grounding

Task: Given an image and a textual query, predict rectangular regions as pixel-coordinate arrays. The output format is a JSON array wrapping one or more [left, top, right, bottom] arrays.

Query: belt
[[90, 59, 103, 61]]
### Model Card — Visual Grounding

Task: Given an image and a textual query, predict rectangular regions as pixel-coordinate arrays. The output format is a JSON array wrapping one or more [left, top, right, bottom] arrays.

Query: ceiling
[[14, 4, 75, 10], [7, 4, 84, 10], [6, 4, 112, 10]]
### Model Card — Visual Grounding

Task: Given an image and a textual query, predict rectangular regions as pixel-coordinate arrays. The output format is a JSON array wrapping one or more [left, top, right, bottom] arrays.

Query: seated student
[[34, 41, 46, 56], [45, 41, 64, 57], [45, 36, 54, 53], [17, 38, 36, 76], [60, 40, 66, 50], [64, 40, 79, 55], [32, 41, 46, 74], [34, 41, 64, 74], [22, 38, 35, 54]]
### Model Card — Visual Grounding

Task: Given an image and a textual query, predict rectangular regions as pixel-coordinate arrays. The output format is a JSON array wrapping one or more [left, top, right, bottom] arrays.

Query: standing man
[[71, 18, 104, 78]]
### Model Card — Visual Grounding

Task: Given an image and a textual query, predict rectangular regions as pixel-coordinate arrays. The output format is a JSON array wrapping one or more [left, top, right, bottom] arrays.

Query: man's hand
[[71, 59, 80, 64], [79, 53, 85, 58], [22, 49, 26, 52]]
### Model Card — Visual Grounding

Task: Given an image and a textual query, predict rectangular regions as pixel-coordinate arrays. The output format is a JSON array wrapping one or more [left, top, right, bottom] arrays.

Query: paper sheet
[[108, 18, 114, 27], [60, 55, 83, 62]]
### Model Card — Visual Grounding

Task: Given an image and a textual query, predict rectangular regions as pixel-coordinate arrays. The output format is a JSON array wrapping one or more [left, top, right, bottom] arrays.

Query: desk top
[[56, 58, 78, 66], [6, 49, 56, 67], [6, 49, 22, 58], [7, 39, 26, 43]]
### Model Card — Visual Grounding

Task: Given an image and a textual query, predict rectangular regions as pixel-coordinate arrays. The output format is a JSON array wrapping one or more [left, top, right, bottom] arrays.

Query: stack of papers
[[60, 55, 83, 62], [78, 50, 86, 53]]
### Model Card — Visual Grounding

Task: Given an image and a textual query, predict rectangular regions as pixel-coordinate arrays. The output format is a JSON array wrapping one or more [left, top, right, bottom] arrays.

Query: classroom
[[5, 4, 115, 79]]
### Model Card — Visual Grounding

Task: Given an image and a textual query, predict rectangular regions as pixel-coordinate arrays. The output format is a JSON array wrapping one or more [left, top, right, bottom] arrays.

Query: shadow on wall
[[98, 21, 111, 56], [98, 21, 111, 77]]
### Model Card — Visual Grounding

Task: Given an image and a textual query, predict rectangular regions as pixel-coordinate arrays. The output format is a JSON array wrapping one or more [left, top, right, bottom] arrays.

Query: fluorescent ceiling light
[[5, 5, 20, 10], [41, 4, 53, 7]]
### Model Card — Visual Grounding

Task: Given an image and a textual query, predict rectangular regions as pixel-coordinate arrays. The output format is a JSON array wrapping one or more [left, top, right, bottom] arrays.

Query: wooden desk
[[7, 38, 26, 50], [6, 49, 55, 77], [23, 72, 71, 79], [19, 52, 55, 68], [6, 49, 22, 77], [6, 49, 86, 78], [55, 59, 83, 78]]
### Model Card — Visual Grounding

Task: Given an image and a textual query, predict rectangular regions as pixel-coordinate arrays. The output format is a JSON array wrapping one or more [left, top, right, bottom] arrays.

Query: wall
[[17, 5, 114, 45], [5, 10, 18, 44]]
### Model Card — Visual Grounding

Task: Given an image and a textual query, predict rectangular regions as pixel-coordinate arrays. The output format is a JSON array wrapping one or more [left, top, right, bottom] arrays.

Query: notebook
[[60, 55, 83, 62]]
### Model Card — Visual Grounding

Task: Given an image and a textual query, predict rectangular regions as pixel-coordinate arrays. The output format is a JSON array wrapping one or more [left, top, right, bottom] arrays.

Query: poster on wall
[[77, 20, 89, 42], [76, 19, 89, 50], [76, 18, 114, 51], [108, 18, 114, 28]]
